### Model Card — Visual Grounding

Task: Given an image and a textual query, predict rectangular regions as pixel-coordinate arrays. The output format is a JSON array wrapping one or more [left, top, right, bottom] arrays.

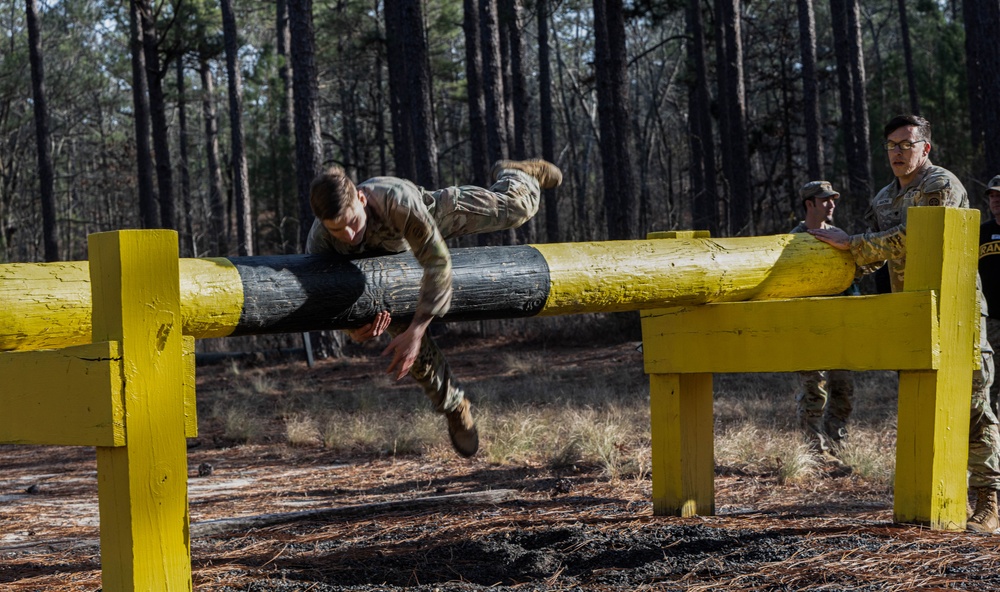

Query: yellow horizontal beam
[[641, 291, 939, 374], [0, 257, 242, 352], [535, 233, 855, 316], [0, 341, 124, 446]]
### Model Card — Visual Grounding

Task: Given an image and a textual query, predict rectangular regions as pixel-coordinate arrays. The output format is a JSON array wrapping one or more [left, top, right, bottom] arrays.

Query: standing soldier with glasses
[[811, 114, 1000, 533]]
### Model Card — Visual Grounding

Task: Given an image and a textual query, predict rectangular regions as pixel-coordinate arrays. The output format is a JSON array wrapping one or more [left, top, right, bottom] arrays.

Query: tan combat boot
[[968, 488, 1000, 533], [446, 398, 479, 458], [491, 159, 563, 189]]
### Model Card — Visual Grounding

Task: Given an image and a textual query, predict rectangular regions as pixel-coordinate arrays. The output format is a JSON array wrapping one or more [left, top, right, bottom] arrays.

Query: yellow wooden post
[[894, 207, 980, 529], [89, 230, 192, 591], [644, 230, 715, 516], [648, 373, 714, 516]]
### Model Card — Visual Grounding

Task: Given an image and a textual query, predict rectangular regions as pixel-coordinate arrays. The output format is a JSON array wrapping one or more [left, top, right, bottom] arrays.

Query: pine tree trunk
[[963, 0, 1000, 175], [221, 0, 253, 256], [714, 0, 752, 236], [464, 0, 490, 186], [593, 0, 636, 240], [26, 0, 58, 261], [277, 0, 295, 252], [199, 57, 228, 256], [140, 0, 175, 230], [288, 0, 323, 249], [537, 0, 559, 242], [797, 0, 824, 180], [128, 0, 159, 229], [176, 54, 194, 257], [686, 0, 719, 236]]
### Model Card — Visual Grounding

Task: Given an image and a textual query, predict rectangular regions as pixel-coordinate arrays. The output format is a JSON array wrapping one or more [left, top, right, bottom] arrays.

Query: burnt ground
[[3, 331, 1000, 591]]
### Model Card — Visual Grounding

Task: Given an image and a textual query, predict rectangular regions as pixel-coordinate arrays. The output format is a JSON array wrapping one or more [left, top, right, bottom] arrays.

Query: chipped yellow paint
[[895, 207, 979, 530], [532, 234, 855, 315], [0, 257, 243, 351], [90, 230, 192, 591], [0, 341, 124, 446], [182, 335, 198, 439], [641, 291, 940, 374], [178, 258, 243, 338], [647, 230, 712, 239], [0, 260, 93, 351], [649, 373, 714, 517]]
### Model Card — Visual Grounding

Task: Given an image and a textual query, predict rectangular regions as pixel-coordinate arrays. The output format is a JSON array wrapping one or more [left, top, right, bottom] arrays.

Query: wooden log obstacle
[[642, 207, 981, 530], [0, 207, 981, 588], [0, 233, 856, 352]]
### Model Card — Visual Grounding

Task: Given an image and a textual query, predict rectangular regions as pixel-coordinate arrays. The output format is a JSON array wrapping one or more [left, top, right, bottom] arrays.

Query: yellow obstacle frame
[[0, 208, 979, 588], [641, 207, 979, 530], [0, 230, 196, 591]]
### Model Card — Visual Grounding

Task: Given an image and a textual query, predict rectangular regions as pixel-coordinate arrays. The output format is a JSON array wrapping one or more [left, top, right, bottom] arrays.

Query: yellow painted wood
[[894, 207, 979, 530], [647, 230, 712, 239], [0, 257, 243, 352], [649, 373, 714, 516], [182, 335, 198, 439], [178, 257, 244, 338], [0, 261, 93, 351], [0, 341, 124, 446], [533, 234, 855, 315], [90, 230, 192, 591], [641, 291, 940, 374]]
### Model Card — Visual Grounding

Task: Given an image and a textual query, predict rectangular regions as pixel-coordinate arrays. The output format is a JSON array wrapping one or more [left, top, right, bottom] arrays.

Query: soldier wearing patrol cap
[[789, 181, 856, 474], [979, 175, 1000, 415], [811, 114, 1000, 533]]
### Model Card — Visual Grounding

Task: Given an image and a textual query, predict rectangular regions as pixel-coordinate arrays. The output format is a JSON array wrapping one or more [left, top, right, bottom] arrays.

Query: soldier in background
[[790, 181, 857, 474], [979, 175, 1000, 415], [811, 114, 1000, 533], [305, 159, 562, 458]]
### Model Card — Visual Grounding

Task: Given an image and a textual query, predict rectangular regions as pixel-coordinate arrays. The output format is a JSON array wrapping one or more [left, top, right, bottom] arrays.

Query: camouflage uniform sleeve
[[847, 203, 890, 271], [384, 186, 453, 318], [848, 172, 962, 267]]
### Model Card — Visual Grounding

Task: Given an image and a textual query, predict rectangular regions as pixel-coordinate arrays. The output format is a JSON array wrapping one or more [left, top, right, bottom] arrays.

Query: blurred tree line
[[3, 0, 1000, 264]]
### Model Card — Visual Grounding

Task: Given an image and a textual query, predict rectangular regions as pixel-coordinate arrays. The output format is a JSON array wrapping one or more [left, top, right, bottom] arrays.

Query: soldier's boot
[[446, 398, 479, 458], [491, 159, 563, 189], [968, 488, 1000, 533]]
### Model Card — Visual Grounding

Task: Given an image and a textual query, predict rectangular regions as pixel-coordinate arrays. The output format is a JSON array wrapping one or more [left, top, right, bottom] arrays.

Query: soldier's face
[[989, 190, 1000, 219], [323, 192, 368, 246], [886, 125, 931, 183]]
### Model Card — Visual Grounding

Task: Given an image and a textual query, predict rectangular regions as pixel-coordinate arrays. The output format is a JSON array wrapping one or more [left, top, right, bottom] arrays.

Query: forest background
[[3, 0, 1000, 268]]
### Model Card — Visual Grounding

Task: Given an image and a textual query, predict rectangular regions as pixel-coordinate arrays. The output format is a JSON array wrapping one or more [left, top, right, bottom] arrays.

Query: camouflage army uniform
[[849, 161, 1000, 490], [306, 169, 540, 413], [790, 221, 856, 453]]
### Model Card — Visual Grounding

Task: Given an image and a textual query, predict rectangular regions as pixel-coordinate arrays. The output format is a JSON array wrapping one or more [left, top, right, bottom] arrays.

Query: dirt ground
[[3, 332, 1000, 591]]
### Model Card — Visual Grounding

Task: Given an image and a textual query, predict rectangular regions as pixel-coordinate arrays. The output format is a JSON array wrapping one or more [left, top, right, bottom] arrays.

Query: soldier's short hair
[[310, 166, 357, 221], [884, 114, 931, 143]]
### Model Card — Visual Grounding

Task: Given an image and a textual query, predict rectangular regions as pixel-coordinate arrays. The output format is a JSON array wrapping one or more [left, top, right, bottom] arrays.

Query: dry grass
[[4, 333, 954, 591]]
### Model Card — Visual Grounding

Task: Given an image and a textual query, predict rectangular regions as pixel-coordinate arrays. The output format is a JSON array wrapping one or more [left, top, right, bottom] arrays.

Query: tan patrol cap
[[799, 180, 839, 201], [986, 175, 1000, 196]]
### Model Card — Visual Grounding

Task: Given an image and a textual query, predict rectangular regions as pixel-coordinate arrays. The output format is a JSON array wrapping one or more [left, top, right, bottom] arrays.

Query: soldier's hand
[[382, 312, 431, 380], [348, 311, 392, 342], [808, 227, 851, 250]]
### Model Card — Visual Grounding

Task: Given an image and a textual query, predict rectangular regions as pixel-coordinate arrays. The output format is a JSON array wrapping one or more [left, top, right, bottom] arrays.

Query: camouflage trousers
[[970, 316, 1000, 490], [796, 370, 854, 453], [387, 324, 465, 415], [429, 169, 541, 240]]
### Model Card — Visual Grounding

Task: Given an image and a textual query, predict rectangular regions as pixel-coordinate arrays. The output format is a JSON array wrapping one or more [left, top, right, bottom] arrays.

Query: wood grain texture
[[0, 341, 124, 446]]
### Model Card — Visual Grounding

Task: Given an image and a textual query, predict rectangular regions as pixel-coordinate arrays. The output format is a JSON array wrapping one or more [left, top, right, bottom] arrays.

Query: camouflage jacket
[[848, 161, 987, 314], [305, 176, 452, 318]]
